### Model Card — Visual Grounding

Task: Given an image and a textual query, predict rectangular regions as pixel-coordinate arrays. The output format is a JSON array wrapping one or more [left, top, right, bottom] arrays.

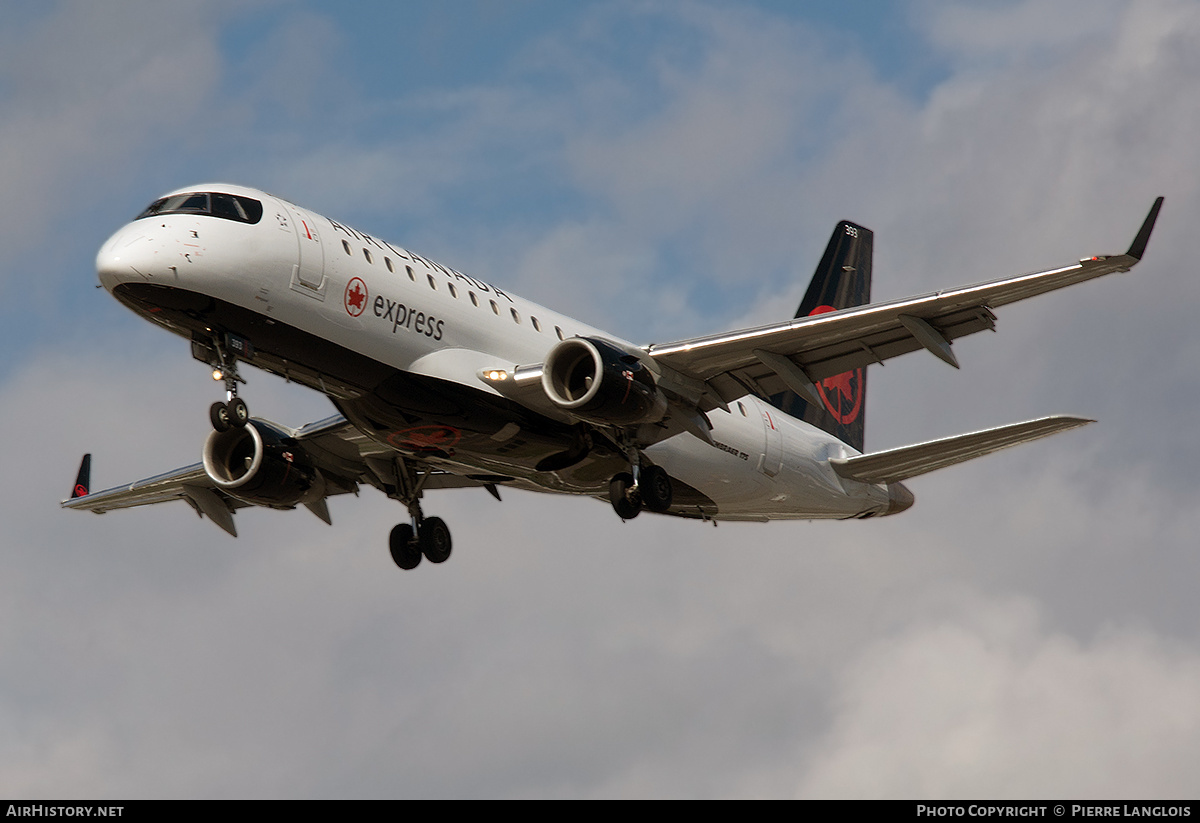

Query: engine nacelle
[[202, 419, 324, 508], [541, 337, 668, 426]]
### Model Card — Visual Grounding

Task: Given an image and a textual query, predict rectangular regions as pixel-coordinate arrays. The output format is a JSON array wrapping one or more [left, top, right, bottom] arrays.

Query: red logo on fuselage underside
[[387, 425, 462, 451], [809, 305, 863, 425]]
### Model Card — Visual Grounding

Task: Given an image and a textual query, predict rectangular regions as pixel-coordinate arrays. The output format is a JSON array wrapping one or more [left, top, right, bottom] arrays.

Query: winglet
[[1126, 196, 1164, 261], [70, 454, 91, 499]]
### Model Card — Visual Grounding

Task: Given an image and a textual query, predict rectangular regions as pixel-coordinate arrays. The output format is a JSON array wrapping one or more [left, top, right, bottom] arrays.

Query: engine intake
[[542, 337, 667, 426], [202, 419, 324, 508]]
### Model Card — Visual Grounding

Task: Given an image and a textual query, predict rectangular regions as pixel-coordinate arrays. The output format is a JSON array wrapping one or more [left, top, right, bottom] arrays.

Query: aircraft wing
[[647, 198, 1163, 409], [828, 415, 1093, 484], [61, 414, 494, 537]]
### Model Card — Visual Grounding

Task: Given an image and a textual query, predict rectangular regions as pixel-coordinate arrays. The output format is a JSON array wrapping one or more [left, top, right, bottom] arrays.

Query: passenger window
[[406, 266, 415, 281], [511, 308, 521, 324], [469, 291, 478, 307], [342, 240, 352, 255], [448, 283, 458, 298], [385, 257, 394, 273], [531, 316, 541, 332], [363, 249, 373, 264], [490, 300, 499, 315], [555, 326, 564, 340], [427, 274, 437, 290], [738, 402, 746, 416]]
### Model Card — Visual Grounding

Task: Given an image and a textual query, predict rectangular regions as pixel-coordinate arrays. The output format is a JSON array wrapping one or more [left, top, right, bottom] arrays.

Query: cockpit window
[[136, 192, 263, 224]]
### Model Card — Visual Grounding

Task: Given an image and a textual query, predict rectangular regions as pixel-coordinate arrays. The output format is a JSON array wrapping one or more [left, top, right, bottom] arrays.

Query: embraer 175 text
[[64, 186, 1163, 570]]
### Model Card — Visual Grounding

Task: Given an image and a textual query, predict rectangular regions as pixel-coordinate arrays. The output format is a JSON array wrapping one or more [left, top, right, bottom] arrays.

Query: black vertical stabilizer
[[71, 454, 92, 499], [768, 221, 873, 451]]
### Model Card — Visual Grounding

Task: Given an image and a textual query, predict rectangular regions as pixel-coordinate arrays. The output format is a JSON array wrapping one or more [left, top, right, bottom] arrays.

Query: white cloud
[[0, 1, 230, 265], [3, 0, 1200, 799], [796, 596, 1200, 798]]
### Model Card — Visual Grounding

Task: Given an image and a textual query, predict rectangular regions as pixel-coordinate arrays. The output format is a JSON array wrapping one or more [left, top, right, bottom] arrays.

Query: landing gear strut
[[608, 438, 673, 520], [387, 457, 453, 570], [206, 334, 250, 432]]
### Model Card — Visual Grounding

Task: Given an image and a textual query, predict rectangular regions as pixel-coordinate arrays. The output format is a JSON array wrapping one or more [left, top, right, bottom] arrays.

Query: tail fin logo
[[810, 305, 864, 424]]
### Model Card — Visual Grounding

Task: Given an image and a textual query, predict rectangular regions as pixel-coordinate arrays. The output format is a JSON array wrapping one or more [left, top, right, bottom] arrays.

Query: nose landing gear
[[205, 335, 251, 433], [210, 396, 249, 432]]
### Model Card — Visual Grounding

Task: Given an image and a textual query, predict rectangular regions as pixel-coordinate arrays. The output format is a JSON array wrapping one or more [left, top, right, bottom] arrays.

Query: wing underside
[[61, 414, 494, 536]]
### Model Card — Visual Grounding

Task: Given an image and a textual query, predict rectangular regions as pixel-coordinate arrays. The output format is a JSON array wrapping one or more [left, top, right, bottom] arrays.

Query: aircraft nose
[[95, 224, 152, 290], [885, 481, 915, 515]]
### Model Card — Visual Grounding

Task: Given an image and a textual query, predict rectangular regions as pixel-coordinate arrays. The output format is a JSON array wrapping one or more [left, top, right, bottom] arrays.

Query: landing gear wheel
[[419, 517, 452, 563], [609, 472, 641, 520], [640, 465, 674, 513], [389, 523, 422, 570], [210, 402, 232, 432], [227, 397, 250, 428]]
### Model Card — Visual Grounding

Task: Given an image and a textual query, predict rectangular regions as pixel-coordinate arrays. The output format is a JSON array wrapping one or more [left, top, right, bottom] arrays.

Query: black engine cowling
[[202, 419, 324, 508], [541, 337, 668, 426]]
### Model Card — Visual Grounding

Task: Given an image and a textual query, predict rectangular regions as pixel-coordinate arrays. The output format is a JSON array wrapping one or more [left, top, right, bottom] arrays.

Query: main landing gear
[[389, 516, 451, 570], [608, 443, 673, 520], [387, 457, 452, 571]]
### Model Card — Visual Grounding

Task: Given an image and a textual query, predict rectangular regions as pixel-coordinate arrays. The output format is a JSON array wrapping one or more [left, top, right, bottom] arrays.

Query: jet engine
[[202, 419, 325, 508], [541, 337, 668, 426]]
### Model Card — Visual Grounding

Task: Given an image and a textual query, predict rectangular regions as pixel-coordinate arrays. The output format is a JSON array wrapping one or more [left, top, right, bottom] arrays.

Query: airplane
[[63, 184, 1163, 570]]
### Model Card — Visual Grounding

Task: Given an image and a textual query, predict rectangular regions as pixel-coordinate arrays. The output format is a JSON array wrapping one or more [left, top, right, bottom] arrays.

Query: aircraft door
[[759, 403, 783, 477], [283, 203, 326, 296]]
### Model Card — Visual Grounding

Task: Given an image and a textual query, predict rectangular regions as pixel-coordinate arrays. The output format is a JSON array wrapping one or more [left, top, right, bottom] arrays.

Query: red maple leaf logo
[[808, 305, 863, 424], [822, 371, 855, 403], [387, 425, 462, 451], [344, 278, 367, 316]]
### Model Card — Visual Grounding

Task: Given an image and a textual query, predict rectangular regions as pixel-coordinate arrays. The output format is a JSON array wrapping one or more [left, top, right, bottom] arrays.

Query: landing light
[[212, 369, 224, 381], [484, 369, 509, 382]]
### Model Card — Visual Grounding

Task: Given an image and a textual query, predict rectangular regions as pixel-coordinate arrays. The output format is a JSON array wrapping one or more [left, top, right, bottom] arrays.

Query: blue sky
[[0, 1, 949, 359], [3, 0, 1200, 799]]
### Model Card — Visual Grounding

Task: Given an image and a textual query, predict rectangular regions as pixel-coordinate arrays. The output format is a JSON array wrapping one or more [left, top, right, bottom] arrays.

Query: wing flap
[[829, 415, 1094, 484]]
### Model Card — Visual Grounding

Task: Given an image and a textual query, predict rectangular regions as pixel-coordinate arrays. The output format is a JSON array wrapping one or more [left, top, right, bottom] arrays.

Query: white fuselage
[[96, 183, 905, 521]]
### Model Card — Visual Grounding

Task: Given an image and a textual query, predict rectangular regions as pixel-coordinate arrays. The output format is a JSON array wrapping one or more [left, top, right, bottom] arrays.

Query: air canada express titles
[[372, 293, 444, 341], [326, 218, 514, 303]]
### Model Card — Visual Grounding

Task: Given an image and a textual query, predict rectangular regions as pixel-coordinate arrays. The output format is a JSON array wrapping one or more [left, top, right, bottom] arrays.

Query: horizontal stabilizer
[[829, 415, 1094, 484]]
